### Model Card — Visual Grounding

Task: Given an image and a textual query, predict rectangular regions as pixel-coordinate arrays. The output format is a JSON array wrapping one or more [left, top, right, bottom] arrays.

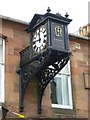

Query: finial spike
[[65, 12, 69, 18], [47, 7, 51, 13]]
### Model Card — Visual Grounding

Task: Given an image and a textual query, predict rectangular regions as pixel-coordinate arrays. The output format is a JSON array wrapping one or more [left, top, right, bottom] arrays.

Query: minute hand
[[33, 31, 41, 43]]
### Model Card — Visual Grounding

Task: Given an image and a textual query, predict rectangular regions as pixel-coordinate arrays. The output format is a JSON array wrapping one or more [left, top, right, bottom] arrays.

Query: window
[[50, 61, 73, 109], [0, 38, 5, 103]]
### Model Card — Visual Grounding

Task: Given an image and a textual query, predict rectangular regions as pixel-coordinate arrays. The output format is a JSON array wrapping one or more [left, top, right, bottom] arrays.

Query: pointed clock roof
[[26, 14, 44, 32], [26, 11, 72, 32]]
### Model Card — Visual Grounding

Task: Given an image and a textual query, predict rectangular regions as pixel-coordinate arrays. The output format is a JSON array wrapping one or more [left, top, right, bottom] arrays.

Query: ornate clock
[[20, 9, 72, 114], [32, 25, 47, 53], [27, 13, 72, 57]]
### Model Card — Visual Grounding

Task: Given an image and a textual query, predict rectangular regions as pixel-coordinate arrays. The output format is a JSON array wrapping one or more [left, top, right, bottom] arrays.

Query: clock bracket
[[19, 47, 70, 114]]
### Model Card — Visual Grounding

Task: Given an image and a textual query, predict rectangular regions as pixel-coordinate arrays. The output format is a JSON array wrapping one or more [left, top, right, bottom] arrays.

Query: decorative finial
[[65, 12, 69, 18], [47, 7, 51, 13], [56, 12, 61, 16]]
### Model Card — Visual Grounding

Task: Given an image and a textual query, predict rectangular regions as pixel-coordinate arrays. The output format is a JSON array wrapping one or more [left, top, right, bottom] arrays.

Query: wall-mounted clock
[[20, 10, 72, 113], [32, 25, 47, 53]]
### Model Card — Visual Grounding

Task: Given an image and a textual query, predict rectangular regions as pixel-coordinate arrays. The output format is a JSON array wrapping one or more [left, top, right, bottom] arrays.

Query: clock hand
[[33, 39, 40, 42], [33, 36, 41, 43], [33, 31, 41, 43]]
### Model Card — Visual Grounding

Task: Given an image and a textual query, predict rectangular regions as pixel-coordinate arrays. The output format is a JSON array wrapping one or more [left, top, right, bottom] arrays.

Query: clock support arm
[[20, 47, 70, 113]]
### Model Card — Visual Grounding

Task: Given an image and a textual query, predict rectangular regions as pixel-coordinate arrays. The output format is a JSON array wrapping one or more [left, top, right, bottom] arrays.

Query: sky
[[0, 0, 89, 33]]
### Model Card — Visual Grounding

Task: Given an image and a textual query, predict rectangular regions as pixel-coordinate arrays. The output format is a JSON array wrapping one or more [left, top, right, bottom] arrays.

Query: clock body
[[28, 13, 72, 56]]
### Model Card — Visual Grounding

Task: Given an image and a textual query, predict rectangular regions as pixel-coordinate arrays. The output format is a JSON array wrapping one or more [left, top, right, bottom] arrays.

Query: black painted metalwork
[[19, 9, 72, 113], [47, 7, 51, 13], [20, 46, 70, 113], [65, 12, 69, 18], [37, 50, 70, 114]]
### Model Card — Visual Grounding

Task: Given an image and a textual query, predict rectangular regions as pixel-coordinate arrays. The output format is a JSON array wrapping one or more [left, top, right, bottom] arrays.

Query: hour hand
[[33, 38, 41, 43], [33, 38, 39, 42]]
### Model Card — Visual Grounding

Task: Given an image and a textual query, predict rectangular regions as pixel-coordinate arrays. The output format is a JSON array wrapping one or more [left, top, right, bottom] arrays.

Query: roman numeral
[[44, 34, 47, 38]]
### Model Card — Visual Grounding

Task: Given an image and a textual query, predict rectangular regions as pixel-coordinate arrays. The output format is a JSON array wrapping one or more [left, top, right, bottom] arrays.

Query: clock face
[[32, 26, 47, 52]]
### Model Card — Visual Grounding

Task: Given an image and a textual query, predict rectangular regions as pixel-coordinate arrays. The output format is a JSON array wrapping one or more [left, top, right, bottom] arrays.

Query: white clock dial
[[32, 26, 47, 52]]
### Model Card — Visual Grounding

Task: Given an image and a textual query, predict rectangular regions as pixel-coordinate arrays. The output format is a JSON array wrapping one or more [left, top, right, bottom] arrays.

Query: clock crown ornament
[[26, 8, 72, 32], [47, 7, 51, 13]]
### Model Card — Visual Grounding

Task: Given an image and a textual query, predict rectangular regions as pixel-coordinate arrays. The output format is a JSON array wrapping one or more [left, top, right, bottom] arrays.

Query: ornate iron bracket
[[36, 51, 70, 113], [20, 47, 70, 113]]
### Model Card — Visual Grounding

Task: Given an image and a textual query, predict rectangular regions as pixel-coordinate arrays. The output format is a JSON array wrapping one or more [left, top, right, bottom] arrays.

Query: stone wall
[[1, 19, 29, 118], [69, 35, 89, 118]]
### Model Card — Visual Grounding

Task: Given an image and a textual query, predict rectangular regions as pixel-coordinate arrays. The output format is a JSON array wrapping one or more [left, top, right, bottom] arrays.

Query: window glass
[[50, 61, 73, 109]]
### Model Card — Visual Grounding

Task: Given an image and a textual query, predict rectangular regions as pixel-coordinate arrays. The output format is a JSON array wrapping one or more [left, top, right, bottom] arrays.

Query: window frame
[[0, 38, 5, 103], [51, 61, 73, 109]]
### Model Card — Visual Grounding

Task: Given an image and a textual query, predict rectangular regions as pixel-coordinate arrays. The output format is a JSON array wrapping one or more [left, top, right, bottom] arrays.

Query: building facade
[[0, 16, 90, 118], [79, 24, 90, 37]]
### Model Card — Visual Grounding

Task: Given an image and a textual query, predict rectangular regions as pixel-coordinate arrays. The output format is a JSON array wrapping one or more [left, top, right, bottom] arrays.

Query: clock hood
[[26, 12, 72, 33], [26, 14, 44, 32]]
